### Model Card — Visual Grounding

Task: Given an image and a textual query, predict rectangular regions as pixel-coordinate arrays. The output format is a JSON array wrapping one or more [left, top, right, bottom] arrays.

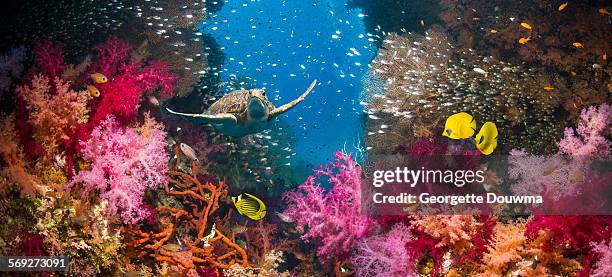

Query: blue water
[[203, 0, 375, 168]]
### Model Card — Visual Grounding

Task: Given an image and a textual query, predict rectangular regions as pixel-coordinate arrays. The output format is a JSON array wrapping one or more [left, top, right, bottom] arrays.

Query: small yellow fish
[[558, 2, 568, 11], [543, 86, 555, 91], [489, 29, 498, 33], [87, 85, 100, 97], [602, 52, 607, 60], [570, 71, 577, 76], [518, 37, 531, 44], [90, 73, 108, 84], [475, 122, 498, 155], [599, 8, 610, 15], [443, 112, 477, 139], [520, 22, 532, 30], [232, 193, 266, 221], [572, 42, 584, 48]]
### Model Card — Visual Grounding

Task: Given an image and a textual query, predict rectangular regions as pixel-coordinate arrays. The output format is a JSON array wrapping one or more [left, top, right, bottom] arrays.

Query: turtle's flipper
[[269, 79, 317, 118], [166, 108, 237, 125]]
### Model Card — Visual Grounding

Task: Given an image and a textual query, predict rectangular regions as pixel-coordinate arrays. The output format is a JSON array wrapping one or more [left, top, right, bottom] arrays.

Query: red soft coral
[[91, 36, 132, 78], [32, 40, 65, 80], [282, 151, 374, 263], [86, 37, 178, 125], [525, 216, 611, 254]]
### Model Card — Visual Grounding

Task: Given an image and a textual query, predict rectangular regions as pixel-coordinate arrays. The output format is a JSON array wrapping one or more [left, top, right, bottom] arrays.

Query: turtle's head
[[247, 89, 270, 121]]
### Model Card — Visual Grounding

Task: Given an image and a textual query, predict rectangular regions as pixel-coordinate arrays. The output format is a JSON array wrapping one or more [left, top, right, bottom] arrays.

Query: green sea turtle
[[166, 79, 317, 136]]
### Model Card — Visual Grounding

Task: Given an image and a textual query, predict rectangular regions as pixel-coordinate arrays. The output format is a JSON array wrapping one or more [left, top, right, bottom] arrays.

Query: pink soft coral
[[350, 223, 415, 277], [558, 103, 610, 156], [282, 151, 373, 263], [591, 240, 612, 277], [68, 115, 169, 224]]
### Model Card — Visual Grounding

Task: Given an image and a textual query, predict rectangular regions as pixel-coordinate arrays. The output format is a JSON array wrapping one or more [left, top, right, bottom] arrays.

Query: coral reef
[[282, 151, 373, 263], [17, 74, 90, 157], [558, 103, 610, 156], [68, 115, 169, 224], [365, 26, 565, 154], [0, 1, 609, 276], [349, 223, 415, 277], [0, 115, 44, 196], [125, 157, 247, 274]]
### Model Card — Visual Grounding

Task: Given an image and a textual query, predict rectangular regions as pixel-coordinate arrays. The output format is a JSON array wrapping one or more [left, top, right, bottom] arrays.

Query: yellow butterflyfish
[[543, 86, 555, 91], [558, 2, 568, 11], [90, 73, 108, 84], [232, 193, 266, 220], [520, 22, 532, 30], [489, 29, 498, 33], [86, 85, 100, 97], [572, 42, 584, 48], [518, 37, 531, 44], [443, 112, 477, 139], [475, 122, 498, 155], [599, 8, 610, 15]]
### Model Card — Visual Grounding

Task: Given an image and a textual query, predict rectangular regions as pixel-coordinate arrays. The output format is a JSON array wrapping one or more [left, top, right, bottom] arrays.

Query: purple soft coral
[[282, 151, 373, 263], [558, 103, 610, 156], [68, 116, 169, 224]]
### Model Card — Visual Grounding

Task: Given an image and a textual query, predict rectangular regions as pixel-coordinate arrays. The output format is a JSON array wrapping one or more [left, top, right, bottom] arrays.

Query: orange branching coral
[[477, 218, 583, 276], [478, 220, 527, 276], [17, 74, 90, 157], [0, 114, 45, 195], [413, 215, 477, 253], [125, 158, 248, 273]]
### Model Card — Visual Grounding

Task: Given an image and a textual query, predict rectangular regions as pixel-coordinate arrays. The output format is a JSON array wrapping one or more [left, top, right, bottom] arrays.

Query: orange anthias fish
[[603, 52, 607, 60], [90, 73, 108, 84], [543, 86, 555, 91], [599, 8, 610, 15], [558, 2, 568, 11], [518, 37, 531, 44], [572, 42, 584, 48], [520, 22, 533, 30], [86, 85, 100, 97]]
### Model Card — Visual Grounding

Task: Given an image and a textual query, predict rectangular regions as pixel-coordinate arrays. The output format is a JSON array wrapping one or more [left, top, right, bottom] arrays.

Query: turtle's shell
[[207, 89, 275, 116]]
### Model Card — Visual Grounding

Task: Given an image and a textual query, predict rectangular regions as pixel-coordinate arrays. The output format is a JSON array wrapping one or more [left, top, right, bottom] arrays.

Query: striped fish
[[232, 193, 266, 220]]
